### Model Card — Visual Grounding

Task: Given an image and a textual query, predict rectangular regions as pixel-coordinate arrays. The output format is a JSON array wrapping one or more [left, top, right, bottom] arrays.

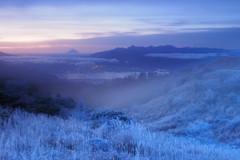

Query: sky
[[0, 0, 240, 54]]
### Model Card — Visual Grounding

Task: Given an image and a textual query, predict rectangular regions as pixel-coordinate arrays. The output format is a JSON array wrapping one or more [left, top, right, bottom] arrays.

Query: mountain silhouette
[[91, 45, 230, 59], [66, 49, 80, 54], [90, 45, 231, 71], [0, 51, 11, 56]]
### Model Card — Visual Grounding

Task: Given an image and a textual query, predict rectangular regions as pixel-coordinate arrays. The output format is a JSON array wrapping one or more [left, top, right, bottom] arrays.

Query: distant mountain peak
[[164, 45, 176, 48], [66, 49, 80, 54], [128, 45, 137, 48]]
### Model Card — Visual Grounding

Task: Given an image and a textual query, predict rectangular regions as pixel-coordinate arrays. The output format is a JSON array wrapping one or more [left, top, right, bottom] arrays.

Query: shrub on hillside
[[0, 107, 13, 126], [0, 79, 77, 116], [90, 110, 134, 129]]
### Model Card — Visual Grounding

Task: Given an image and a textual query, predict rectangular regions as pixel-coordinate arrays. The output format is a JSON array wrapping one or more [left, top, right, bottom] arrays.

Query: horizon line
[[1, 45, 236, 55]]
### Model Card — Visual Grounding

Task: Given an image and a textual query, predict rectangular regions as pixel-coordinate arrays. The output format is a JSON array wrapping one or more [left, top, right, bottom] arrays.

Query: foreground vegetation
[[1, 108, 239, 160]]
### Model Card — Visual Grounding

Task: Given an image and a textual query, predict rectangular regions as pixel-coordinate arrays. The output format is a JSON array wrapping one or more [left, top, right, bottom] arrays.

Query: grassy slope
[[0, 109, 239, 160]]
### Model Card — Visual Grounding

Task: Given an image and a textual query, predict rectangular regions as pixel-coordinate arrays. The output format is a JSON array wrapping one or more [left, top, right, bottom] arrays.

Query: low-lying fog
[[0, 54, 171, 110], [0, 54, 238, 113]]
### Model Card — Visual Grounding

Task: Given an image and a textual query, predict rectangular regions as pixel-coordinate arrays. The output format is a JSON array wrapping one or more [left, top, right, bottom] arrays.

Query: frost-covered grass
[[127, 58, 240, 147], [1, 109, 240, 160]]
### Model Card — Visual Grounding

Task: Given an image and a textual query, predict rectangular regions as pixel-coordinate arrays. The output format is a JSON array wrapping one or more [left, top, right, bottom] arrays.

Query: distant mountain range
[[89, 45, 234, 71], [91, 45, 231, 59]]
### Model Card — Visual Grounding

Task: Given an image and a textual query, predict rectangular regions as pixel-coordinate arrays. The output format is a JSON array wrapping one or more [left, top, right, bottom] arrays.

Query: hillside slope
[[129, 57, 240, 146]]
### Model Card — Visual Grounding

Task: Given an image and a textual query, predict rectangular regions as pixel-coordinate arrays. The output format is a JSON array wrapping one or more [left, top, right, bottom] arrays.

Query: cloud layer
[[0, 55, 119, 66], [146, 53, 228, 59]]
